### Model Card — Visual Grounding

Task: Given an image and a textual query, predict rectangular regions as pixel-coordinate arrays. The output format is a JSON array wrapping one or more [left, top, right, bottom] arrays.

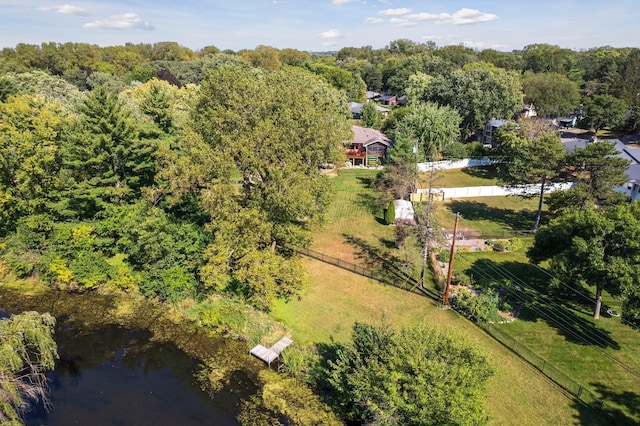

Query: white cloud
[[319, 29, 342, 38], [379, 8, 411, 16], [332, 0, 358, 4], [443, 8, 498, 25], [37, 4, 90, 16], [391, 8, 497, 26], [390, 18, 418, 27], [83, 12, 154, 30], [365, 17, 384, 24], [323, 41, 339, 47]]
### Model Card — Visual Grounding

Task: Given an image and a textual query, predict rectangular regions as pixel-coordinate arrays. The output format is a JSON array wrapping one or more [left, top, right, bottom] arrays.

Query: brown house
[[345, 126, 393, 166]]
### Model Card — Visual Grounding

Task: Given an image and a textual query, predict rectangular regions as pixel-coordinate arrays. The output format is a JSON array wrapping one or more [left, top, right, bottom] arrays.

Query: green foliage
[[581, 94, 628, 134], [522, 72, 581, 117], [451, 288, 502, 322], [0, 311, 58, 425], [183, 65, 351, 310], [486, 238, 522, 252], [62, 86, 156, 218], [0, 95, 69, 233], [549, 140, 631, 212], [360, 101, 381, 128], [495, 122, 566, 230], [397, 101, 461, 160], [528, 204, 640, 319], [409, 67, 523, 136], [384, 200, 396, 225], [323, 322, 493, 425], [238, 370, 342, 426]]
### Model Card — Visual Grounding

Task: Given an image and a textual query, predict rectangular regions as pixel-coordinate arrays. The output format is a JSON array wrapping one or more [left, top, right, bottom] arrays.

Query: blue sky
[[1, 0, 639, 52]]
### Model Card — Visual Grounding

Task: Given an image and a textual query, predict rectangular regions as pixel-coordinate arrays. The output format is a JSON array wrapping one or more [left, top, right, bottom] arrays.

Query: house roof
[[378, 94, 397, 101], [349, 102, 390, 114], [563, 138, 640, 183], [352, 125, 392, 147], [487, 119, 508, 128]]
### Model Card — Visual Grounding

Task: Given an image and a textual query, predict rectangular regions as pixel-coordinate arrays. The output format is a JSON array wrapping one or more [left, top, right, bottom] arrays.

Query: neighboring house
[[348, 102, 390, 119], [377, 94, 397, 106], [481, 119, 508, 147], [366, 91, 380, 101], [557, 117, 577, 128], [563, 138, 640, 202], [345, 125, 393, 166], [515, 104, 537, 119]]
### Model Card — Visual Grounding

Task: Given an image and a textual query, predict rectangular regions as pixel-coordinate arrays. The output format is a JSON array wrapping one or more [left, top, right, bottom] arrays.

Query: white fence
[[416, 182, 575, 200], [417, 158, 498, 172]]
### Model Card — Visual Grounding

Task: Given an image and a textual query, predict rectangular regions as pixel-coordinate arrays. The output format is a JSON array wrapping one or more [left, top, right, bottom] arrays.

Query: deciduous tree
[[528, 204, 640, 319], [324, 322, 493, 425], [0, 311, 58, 424], [494, 121, 566, 231]]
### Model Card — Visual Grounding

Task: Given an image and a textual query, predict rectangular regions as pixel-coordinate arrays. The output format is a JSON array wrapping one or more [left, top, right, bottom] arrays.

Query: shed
[[393, 199, 415, 224]]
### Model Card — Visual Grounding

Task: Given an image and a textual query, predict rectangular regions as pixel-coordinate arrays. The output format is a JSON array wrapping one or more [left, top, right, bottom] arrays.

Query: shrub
[[384, 200, 396, 225]]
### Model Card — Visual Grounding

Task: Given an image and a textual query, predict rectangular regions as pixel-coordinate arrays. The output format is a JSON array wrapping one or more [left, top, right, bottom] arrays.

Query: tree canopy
[[0, 311, 58, 425], [494, 121, 566, 230], [324, 322, 494, 425], [528, 204, 640, 320]]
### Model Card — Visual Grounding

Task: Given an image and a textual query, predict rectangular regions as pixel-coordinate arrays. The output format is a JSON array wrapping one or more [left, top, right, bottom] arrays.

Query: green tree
[[360, 101, 381, 128], [63, 86, 156, 218], [137, 78, 175, 133], [325, 322, 493, 425], [548, 140, 630, 212], [0, 311, 58, 425], [180, 65, 351, 309], [384, 200, 396, 225], [528, 204, 640, 319], [522, 72, 581, 117], [240, 45, 281, 71], [397, 101, 461, 160], [494, 121, 566, 231], [373, 132, 417, 206], [0, 95, 69, 234], [581, 94, 628, 137], [409, 67, 522, 137]]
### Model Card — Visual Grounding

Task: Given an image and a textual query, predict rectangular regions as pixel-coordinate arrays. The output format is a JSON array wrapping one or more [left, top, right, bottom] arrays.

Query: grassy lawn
[[418, 165, 499, 189], [272, 257, 590, 425], [434, 195, 543, 237], [454, 249, 640, 424], [271, 168, 604, 425]]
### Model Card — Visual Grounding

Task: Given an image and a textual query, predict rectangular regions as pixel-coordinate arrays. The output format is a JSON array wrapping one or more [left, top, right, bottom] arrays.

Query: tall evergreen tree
[[62, 86, 156, 218]]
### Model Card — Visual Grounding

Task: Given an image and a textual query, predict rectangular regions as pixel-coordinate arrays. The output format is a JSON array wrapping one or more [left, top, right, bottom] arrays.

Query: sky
[[1, 0, 639, 52]]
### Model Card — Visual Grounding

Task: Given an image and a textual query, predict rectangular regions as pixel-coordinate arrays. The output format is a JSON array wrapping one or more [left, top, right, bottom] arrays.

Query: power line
[[457, 253, 640, 379]]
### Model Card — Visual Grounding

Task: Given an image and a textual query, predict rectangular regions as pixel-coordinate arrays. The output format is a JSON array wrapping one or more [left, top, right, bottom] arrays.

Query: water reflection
[[25, 323, 243, 426], [0, 289, 258, 426]]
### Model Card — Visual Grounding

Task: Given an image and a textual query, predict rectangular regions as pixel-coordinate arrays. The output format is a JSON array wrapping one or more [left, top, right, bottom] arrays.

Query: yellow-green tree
[[0, 311, 58, 425]]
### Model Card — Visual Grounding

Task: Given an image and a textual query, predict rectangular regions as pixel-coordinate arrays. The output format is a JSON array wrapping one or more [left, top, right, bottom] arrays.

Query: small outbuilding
[[393, 199, 415, 225]]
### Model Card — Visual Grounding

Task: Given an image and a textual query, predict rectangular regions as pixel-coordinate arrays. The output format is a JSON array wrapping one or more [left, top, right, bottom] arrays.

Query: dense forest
[[2, 39, 640, 424]]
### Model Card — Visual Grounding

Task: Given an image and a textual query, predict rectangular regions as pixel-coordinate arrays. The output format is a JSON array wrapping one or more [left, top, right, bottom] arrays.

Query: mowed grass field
[[455, 249, 640, 425], [271, 167, 605, 425]]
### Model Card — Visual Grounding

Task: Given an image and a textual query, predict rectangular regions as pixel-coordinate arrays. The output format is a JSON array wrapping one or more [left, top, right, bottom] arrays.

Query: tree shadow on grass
[[460, 165, 499, 180], [446, 199, 536, 232], [464, 258, 620, 349], [571, 382, 640, 426]]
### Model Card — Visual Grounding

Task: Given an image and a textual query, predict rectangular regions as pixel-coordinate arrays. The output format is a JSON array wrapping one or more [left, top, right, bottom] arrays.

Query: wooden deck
[[249, 337, 294, 366]]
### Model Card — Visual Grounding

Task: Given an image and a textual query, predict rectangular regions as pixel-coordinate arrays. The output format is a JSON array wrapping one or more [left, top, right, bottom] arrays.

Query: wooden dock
[[250, 337, 293, 366]]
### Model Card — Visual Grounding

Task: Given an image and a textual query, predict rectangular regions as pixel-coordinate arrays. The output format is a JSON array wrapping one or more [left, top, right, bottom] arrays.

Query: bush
[[384, 200, 396, 225], [450, 288, 500, 322]]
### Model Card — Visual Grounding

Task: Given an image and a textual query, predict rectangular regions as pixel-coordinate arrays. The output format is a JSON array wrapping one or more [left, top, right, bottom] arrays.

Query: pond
[[0, 286, 262, 425]]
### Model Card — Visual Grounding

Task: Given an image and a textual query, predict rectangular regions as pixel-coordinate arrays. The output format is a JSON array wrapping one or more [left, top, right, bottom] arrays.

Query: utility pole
[[443, 212, 460, 307]]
